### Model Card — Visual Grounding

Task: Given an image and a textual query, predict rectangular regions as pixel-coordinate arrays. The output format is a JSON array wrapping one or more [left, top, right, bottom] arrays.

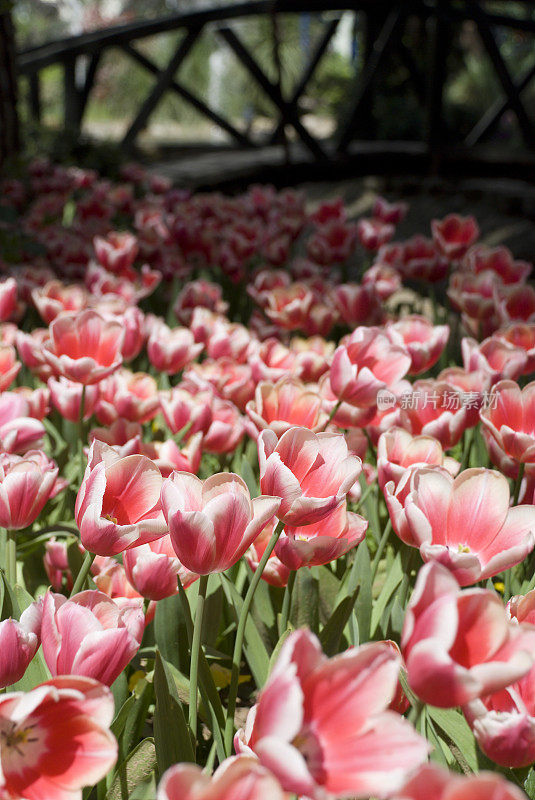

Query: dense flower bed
[[0, 158, 534, 799]]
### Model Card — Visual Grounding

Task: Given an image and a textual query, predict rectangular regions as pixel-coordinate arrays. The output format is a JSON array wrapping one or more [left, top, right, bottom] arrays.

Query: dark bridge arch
[[17, 1, 535, 178]]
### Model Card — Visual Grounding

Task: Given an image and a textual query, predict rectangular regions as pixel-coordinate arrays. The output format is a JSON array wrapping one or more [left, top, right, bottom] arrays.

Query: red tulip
[[462, 243, 531, 285], [332, 283, 384, 328], [402, 561, 535, 707], [75, 440, 167, 556], [0, 675, 117, 800], [161, 471, 280, 574], [496, 322, 535, 374], [259, 427, 362, 526], [158, 756, 285, 800], [40, 589, 144, 686], [93, 231, 139, 273], [0, 277, 17, 322], [432, 214, 480, 260], [236, 630, 429, 799], [43, 310, 124, 385], [357, 217, 395, 251]]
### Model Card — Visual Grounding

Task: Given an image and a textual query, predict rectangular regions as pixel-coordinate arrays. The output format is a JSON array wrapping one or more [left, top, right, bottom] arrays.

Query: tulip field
[[2, 158, 535, 800]]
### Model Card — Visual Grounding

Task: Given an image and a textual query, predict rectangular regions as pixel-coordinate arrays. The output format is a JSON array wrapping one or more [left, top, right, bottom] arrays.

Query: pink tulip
[[246, 520, 291, 587], [32, 280, 88, 324], [141, 433, 203, 478], [13, 385, 50, 420], [447, 270, 499, 320], [44, 536, 73, 592], [236, 630, 429, 799], [160, 385, 213, 436], [40, 589, 144, 685], [115, 305, 146, 362], [496, 322, 535, 374], [48, 376, 99, 422], [262, 282, 315, 331], [161, 471, 280, 574], [463, 243, 531, 285], [187, 358, 255, 411], [497, 283, 535, 325], [432, 213, 480, 260], [399, 379, 474, 449], [203, 397, 245, 455], [157, 756, 285, 800], [401, 561, 535, 707], [397, 234, 449, 282], [124, 534, 198, 600], [330, 326, 411, 408], [290, 335, 334, 382], [92, 557, 156, 625], [246, 377, 327, 437], [391, 466, 535, 585], [462, 335, 527, 383], [249, 337, 301, 383], [0, 675, 117, 800], [386, 315, 449, 375], [96, 370, 160, 425], [258, 427, 362, 526], [93, 230, 139, 273], [0, 450, 59, 530], [306, 220, 358, 264], [75, 440, 167, 556], [0, 276, 17, 321], [0, 604, 41, 688], [332, 283, 384, 328], [88, 418, 143, 456], [0, 345, 20, 391], [275, 501, 367, 569], [461, 588, 535, 767], [373, 196, 408, 225], [393, 763, 526, 800], [357, 217, 396, 251], [173, 279, 228, 326], [362, 263, 402, 301], [206, 319, 252, 363], [378, 427, 459, 493], [43, 309, 124, 385], [480, 380, 535, 464], [15, 328, 53, 381], [147, 321, 203, 375]]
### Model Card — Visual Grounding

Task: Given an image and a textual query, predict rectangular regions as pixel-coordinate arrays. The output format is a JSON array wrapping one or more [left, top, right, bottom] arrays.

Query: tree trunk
[[0, 4, 20, 166]]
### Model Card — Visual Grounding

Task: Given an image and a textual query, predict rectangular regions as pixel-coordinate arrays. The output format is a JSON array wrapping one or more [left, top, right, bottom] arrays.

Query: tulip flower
[[94, 230, 139, 273], [373, 196, 408, 225], [461, 336, 527, 383], [123, 534, 199, 600], [141, 434, 203, 478], [461, 588, 535, 768], [161, 471, 280, 574], [206, 319, 252, 363], [463, 243, 531, 285], [0, 345, 20, 392], [245, 520, 291, 587], [480, 380, 535, 464], [377, 427, 459, 493], [496, 322, 535, 374], [330, 326, 411, 408], [173, 279, 228, 325], [32, 279, 88, 324], [75, 440, 167, 556], [147, 321, 203, 375], [497, 284, 535, 325], [401, 561, 535, 707], [44, 536, 73, 591], [386, 315, 450, 375], [432, 213, 480, 260], [246, 377, 327, 436], [275, 501, 368, 569], [259, 427, 362, 526], [357, 217, 396, 251], [95, 370, 160, 425], [0, 276, 17, 322], [157, 756, 285, 800], [160, 385, 213, 437], [16, 328, 53, 381], [203, 397, 245, 455], [43, 309, 124, 385], [0, 450, 59, 530], [399, 379, 474, 449], [235, 630, 429, 799], [48, 376, 99, 422], [0, 604, 41, 689], [40, 590, 144, 686], [0, 675, 117, 800], [393, 763, 526, 800], [388, 466, 535, 585]]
